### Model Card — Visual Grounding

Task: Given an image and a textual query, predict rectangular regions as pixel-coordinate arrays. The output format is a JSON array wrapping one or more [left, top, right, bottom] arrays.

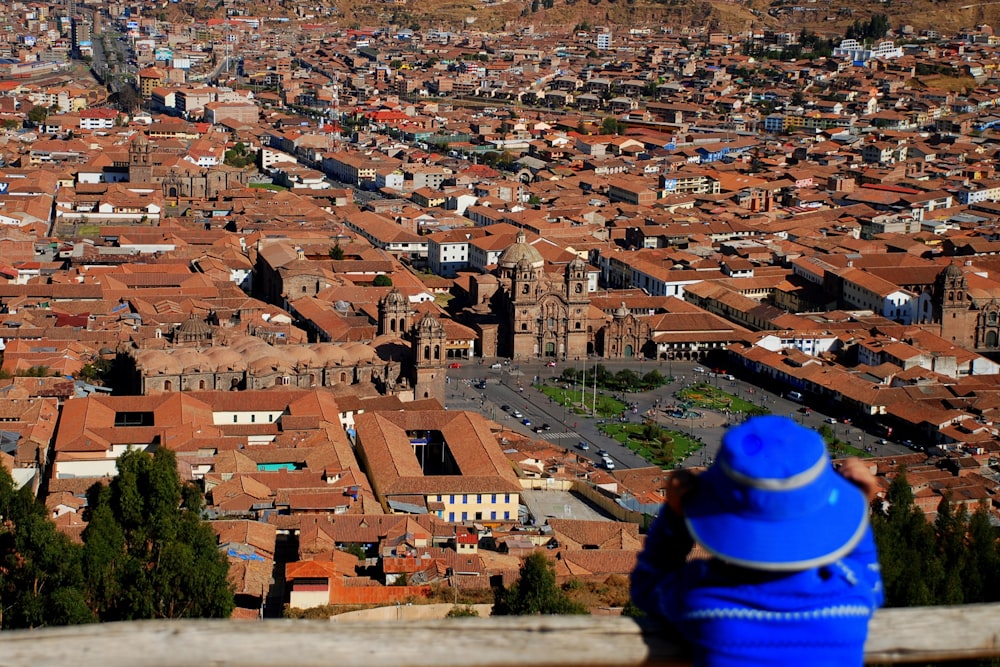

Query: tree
[[0, 467, 94, 629], [600, 116, 625, 135], [642, 370, 664, 388], [81, 448, 234, 621], [329, 243, 345, 260], [871, 468, 941, 607], [27, 106, 48, 126], [492, 552, 588, 615], [962, 502, 1000, 603], [373, 275, 393, 287], [933, 493, 967, 605]]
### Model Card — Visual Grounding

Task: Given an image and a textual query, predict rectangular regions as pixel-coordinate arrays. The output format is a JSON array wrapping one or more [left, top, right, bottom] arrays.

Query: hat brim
[[683, 464, 869, 571]]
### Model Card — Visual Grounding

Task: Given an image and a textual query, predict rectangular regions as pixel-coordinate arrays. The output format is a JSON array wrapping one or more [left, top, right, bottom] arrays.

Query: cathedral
[[936, 261, 1000, 352], [129, 132, 247, 200], [376, 288, 447, 402], [493, 232, 590, 360]]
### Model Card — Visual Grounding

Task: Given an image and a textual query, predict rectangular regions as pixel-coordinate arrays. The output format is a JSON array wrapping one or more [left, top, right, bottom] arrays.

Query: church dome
[[381, 287, 406, 307], [498, 231, 544, 270], [176, 316, 212, 337], [941, 262, 964, 279]]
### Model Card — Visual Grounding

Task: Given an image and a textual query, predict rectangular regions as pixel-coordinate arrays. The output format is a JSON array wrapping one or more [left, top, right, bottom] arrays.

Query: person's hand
[[837, 457, 879, 503], [665, 469, 700, 517]]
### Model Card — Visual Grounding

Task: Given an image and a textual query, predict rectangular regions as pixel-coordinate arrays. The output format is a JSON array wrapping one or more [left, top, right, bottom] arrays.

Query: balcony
[[4, 603, 1000, 666]]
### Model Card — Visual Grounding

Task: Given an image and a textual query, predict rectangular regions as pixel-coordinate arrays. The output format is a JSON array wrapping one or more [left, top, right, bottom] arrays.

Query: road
[[446, 359, 916, 472]]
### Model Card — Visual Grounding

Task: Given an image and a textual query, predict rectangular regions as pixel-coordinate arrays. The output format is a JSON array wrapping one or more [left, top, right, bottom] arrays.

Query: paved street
[[446, 358, 915, 471]]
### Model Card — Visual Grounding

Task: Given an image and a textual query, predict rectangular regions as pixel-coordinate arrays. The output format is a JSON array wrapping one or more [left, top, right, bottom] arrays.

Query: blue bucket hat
[[684, 415, 868, 571]]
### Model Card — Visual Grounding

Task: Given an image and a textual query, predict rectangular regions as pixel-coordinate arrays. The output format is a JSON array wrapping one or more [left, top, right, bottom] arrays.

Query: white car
[[693, 366, 707, 373], [490, 363, 502, 369], [825, 417, 837, 424]]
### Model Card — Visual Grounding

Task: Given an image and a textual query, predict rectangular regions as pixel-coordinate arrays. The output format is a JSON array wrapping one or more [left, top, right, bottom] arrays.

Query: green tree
[[871, 469, 941, 607], [81, 448, 234, 621], [0, 467, 94, 628], [560, 368, 580, 382], [600, 116, 625, 135], [373, 274, 393, 287], [962, 502, 1000, 603], [642, 370, 664, 388], [492, 551, 588, 615], [329, 243, 345, 260], [933, 493, 967, 605], [27, 106, 48, 126], [614, 368, 640, 390]]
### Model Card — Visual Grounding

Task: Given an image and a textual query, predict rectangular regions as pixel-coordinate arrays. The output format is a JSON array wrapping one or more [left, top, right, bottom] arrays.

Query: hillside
[[168, 0, 1000, 39], [328, 0, 1000, 36]]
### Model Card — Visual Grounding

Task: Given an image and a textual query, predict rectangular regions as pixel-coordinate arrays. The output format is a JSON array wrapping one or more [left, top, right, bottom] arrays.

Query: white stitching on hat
[[719, 451, 827, 491], [683, 604, 873, 621]]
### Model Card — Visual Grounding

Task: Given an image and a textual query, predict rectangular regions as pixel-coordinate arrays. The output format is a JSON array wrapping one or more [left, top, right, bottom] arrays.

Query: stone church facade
[[937, 261, 1000, 352], [129, 132, 247, 199], [493, 232, 590, 360]]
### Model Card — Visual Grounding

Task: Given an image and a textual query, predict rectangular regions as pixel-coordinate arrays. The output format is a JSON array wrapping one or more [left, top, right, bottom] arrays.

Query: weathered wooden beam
[[0, 605, 998, 667]]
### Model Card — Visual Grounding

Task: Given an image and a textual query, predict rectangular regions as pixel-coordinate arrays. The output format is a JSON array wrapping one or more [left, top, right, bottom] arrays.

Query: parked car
[[449, 362, 462, 369], [577, 441, 590, 451], [490, 363, 502, 369], [546, 361, 557, 367]]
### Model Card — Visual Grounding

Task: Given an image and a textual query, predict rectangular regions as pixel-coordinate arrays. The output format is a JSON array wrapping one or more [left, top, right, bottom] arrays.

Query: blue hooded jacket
[[631, 506, 884, 667]]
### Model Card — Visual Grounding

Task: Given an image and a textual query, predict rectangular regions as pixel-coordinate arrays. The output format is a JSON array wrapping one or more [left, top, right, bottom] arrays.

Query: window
[[251, 415, 256, 423], [449, 512, 455, 522], [461, 512, 467, 521], [504, 494, 510, 503], [233, 415, 238, 423], [449, 495, 455, 504], [491, 511, 497, 520], [462, 494, 468, 504], [476, 494, 482, 504], [491, 494, 496, 503], [504, 511, 510, 520]]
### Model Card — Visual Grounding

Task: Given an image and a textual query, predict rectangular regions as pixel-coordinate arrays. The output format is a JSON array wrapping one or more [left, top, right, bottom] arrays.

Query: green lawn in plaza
[[535, 384, 626, 418], [599, 421, 702, 469], [676, 382, 766, 415]]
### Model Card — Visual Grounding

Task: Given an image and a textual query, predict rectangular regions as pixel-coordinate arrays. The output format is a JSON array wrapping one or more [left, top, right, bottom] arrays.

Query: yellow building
[[353, 409, 521, 523]]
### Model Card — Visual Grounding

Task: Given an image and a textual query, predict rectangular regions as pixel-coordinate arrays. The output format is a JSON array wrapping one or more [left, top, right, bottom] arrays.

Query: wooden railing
[[2, 604, 1000, 666]]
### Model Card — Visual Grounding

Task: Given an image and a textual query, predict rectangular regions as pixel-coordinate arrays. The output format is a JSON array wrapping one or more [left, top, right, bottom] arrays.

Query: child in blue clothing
[[631, 415, 884, 667]]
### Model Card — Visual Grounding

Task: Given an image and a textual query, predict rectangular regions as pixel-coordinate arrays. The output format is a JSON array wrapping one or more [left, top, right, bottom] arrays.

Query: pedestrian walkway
[[535, 432, 576, 440]]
